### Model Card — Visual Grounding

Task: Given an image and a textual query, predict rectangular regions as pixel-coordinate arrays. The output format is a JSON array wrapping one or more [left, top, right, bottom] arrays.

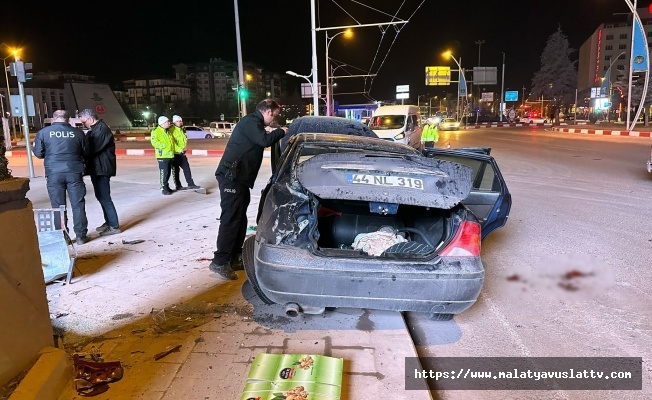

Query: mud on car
[[244, 116, 511, 320]]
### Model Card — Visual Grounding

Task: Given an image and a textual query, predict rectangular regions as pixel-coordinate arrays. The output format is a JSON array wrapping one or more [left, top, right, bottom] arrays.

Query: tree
[[531, 27, 577, 124], [613, 72, 652, 126]]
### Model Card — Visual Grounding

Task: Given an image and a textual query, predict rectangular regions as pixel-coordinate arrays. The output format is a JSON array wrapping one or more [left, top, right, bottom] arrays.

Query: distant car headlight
[[393, 132, 406, 140]]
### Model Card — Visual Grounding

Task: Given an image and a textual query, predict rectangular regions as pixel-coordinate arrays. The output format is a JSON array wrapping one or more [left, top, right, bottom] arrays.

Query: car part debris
[[122, 239, 145, 245], [73, 354, 124, 396]]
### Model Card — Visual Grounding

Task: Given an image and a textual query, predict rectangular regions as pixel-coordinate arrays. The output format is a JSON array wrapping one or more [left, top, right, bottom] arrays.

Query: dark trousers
[[424, 141, 435, 148], [212, 175, 250, 265], [173, 153, 195, 188], [46, 172, 88, 237], [157, 158, 173, 190], [90, 174, 119, 228]]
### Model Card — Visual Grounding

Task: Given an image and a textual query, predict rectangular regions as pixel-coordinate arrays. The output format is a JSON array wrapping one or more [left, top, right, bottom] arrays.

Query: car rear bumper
[[253, 241, 484, 315]]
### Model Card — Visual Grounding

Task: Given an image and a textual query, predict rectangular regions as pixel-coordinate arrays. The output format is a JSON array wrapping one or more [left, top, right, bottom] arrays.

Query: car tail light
[[440, 221, 481, 257]]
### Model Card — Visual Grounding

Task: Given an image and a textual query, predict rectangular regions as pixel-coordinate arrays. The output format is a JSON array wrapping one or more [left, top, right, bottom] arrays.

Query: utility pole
[[500, 52, 505, 122], [234, 0, 247, 116], [474, 40, 485, 115], [13, 57, 34, 178]]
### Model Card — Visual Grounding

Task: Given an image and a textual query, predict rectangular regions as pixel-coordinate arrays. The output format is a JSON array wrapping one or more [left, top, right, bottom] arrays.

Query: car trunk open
[[293, 153, 474, 258]]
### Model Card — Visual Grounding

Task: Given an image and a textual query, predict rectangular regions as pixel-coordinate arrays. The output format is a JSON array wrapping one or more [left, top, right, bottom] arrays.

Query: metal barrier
[[34, 205, 79, 284]]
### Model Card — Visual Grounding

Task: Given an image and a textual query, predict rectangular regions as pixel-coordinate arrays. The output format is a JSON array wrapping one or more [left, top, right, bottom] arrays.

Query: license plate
[[346, 174, 424, 190]]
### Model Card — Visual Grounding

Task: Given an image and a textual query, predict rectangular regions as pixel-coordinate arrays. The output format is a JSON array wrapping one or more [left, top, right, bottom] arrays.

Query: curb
[[551, 126, 652, 137], [8, 346, 70, 400]]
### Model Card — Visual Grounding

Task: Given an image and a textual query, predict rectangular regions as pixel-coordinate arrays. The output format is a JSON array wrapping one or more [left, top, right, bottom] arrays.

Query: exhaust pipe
[[285, 303, 301, 318]]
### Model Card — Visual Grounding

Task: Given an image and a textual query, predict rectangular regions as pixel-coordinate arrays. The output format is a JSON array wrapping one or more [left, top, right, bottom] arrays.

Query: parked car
[[243, 116, 511, 320], [439, 117, 461, 131], [184, 126, 214, 139], [520, 112, 547, 124], [209, 121, 235, 138], [646, 145, 652, 173]]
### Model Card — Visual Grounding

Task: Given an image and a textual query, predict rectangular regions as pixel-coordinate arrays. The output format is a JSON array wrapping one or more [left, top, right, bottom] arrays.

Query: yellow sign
[[425, 66, 451, 86]]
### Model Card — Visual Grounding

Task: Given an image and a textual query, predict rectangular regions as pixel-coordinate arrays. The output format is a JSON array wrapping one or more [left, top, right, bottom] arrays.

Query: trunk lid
[[296, 152, 472, 209]]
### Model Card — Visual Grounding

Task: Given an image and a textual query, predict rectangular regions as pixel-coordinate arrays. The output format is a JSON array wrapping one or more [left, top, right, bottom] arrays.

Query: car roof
[[291, 132, 419, 155]]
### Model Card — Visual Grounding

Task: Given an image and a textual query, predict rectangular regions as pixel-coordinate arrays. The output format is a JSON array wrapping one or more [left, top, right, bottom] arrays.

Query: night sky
[[1, 0, 633, 103]]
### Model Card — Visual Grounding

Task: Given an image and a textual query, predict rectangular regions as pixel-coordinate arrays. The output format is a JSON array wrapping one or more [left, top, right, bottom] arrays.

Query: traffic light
[[238, 86, 248, 99], [12, 61, 33, 82], [24, 63, 33, 81]]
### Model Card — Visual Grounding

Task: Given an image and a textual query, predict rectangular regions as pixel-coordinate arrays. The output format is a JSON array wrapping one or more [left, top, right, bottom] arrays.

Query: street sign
[[425, 66, 451, 86], [396, 92, 410, 99], [472, 67, 498, 85], [508, 110, 516, 120], [604, 102, 612, 107], [220, 113, 225, 121], [10, 95, 35, 117], [396, 85, 409, 93], [481, 92, 494, 102], [505, 91, 518, 102]]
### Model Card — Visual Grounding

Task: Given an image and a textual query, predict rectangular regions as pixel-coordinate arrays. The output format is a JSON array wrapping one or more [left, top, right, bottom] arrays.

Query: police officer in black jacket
[[209, 99, 287, 280], [33, 110, 91, 244]]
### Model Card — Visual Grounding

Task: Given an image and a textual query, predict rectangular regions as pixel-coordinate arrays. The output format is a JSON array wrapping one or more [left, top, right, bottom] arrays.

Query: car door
[[423, 147, 511, 240]]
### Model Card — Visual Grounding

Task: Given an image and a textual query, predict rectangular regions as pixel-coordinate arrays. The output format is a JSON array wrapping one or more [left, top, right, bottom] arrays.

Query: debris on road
[[153, 344, 182, 361], [122, 239, 145, 245]]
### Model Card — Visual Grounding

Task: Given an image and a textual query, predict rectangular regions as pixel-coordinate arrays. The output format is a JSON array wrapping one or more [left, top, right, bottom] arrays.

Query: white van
[[369, 105, 422, 149]]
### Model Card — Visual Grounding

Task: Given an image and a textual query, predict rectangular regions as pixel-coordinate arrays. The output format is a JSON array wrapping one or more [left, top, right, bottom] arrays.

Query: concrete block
[[9, 346, 71, 400]]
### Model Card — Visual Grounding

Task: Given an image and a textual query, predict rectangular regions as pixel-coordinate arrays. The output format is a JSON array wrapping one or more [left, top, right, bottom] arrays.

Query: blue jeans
[[90, 175, 119, 228]]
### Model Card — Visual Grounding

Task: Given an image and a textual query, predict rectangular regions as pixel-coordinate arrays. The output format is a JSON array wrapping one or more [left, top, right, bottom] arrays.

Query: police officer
[[150, 116, 175, 195], [170, 115, 200, 190], [208, 99, 287, 280], [33, 110, 91, 244]]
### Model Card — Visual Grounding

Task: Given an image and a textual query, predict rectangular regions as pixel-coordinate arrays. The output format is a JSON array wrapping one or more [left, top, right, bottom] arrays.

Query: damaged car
[[243, 116, 511, 320]]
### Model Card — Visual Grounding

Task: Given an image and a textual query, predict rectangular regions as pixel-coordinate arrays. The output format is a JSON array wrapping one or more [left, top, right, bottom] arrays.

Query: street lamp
[[442, 51, 466, 121], [2, 47, 19, 140], [286, 70, 319, 115], [325, 29, 352, 116]]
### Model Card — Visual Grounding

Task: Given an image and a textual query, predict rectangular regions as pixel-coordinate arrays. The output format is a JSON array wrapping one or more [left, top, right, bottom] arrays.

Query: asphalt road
[[7, 126, 652, 399], [407, 126, 652, 399]]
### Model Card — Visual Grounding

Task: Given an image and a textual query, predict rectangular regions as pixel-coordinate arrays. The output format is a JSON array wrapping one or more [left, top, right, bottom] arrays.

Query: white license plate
[[347, 174, 424, 190]]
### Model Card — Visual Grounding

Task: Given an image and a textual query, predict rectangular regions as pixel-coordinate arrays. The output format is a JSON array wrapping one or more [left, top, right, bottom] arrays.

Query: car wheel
[[205, 134, 212, 139], [243, 236, 275, 305], [429, 313, 453, 321]]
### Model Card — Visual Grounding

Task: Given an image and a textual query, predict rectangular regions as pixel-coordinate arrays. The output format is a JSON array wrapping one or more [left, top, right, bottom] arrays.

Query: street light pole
[[443, 51, 465, 122], [2, 56, 15, 140], [500, 52, 505, 122], [310, 0, 320, 116], [15, 56, 34, 178], [325, 30, 351, 116], [234, 0, 247, 116]]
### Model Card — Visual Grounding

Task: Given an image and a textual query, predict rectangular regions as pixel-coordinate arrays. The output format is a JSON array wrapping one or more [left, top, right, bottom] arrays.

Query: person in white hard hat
[[150, 116, 176, 195], [170, 115, 200, 190]]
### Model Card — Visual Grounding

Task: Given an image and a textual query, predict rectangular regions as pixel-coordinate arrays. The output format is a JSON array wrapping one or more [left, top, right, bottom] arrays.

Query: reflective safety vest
[[150, 126, 175, 159]]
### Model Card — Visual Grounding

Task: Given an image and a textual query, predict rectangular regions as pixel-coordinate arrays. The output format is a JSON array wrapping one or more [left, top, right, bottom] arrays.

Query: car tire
[[429, 313, 453, 321], [205, 134, 212, 139], [243, 236, 275, 305]]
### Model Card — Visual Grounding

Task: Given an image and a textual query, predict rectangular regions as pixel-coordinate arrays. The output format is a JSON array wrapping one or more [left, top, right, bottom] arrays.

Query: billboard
[[481, 92, 494, 102], [425, 66, 451, 86], [67, 83, 132, 128]]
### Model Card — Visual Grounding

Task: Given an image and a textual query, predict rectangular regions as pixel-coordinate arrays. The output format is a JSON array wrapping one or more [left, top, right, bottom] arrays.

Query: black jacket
[[86, 119, 117, 176], [33, 122, 89, 176], [215, 111, 285, 188]]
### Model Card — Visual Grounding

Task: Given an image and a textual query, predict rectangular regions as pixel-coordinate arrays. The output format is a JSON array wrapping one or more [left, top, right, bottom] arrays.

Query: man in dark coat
[[209, 99, 287, 280], [79, 109, 121, 236], [33, 110, 90, 244]]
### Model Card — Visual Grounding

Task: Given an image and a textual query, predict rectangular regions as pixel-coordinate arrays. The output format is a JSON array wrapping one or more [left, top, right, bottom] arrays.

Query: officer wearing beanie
[[170, 115, 200, 190], [150, 116, 176, 195], [33, 109, 91, 244]]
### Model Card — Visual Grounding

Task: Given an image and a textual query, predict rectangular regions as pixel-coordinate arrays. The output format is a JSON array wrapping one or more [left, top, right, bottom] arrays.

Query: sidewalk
[[7, 160, 430, 400]]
